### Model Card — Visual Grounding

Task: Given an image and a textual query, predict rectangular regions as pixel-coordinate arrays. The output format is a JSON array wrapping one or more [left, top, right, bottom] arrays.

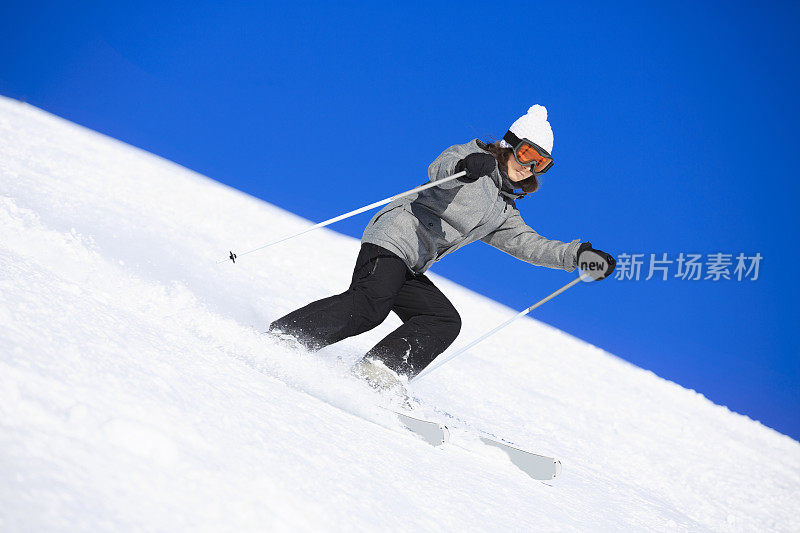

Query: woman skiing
[[269, 105, 615, 387]]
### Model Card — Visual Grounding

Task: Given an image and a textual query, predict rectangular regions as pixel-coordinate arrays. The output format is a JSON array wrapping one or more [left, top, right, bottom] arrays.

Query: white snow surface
[[0, 96, 798, 532]]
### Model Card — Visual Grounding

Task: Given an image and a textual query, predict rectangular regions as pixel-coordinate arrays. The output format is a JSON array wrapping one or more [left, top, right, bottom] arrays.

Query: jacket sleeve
[[481, 208, 582, 272]]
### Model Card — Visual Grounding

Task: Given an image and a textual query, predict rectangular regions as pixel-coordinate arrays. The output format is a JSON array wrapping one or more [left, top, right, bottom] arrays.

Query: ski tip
[[440, 423, 450, 445], [553, 459, 562, 479]]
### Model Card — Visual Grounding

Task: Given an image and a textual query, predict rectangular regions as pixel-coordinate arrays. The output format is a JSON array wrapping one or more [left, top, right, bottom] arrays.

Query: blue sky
[[2, 1, 798, 439]]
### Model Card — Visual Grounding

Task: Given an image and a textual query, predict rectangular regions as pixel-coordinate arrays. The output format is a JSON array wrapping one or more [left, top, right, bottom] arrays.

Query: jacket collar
[[499, 169, 527, 200]]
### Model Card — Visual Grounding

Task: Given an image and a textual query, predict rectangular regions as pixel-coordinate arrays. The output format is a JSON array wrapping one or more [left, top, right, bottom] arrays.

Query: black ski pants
[[268, 243, 461, 377]]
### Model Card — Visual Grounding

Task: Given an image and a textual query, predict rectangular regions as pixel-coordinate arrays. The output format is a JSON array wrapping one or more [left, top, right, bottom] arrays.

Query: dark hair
[[481, 140, 539, 194]]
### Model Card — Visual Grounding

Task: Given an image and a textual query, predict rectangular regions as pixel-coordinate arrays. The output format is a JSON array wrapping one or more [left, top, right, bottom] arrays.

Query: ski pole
[[411, 271, 592, 382], [219, 170, 467, 264]]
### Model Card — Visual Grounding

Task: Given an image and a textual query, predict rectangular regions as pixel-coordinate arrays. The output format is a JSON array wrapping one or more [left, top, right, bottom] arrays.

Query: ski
[[393, 406, 561, 481], [479, 436, 562, 481], [394, 411, 450, 446]]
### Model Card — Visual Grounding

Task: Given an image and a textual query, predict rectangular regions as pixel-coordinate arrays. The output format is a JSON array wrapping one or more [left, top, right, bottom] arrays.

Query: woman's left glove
[[576, 242, 616, 280]]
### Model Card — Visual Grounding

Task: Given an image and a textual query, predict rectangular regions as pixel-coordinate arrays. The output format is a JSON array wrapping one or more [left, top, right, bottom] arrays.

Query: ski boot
[[351, 357, 414, 409], [265, 329, 307, 354]]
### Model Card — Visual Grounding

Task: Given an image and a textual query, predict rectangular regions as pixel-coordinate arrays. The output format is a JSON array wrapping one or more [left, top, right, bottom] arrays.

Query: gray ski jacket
[[362, 139, 582, 275]]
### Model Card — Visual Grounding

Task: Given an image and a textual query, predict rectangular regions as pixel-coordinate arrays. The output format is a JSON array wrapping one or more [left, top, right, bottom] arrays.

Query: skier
[[268, 105, 615, 389]]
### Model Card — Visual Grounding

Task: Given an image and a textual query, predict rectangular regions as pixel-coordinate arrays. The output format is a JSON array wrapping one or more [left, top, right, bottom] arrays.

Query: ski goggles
[[503, 131, 555, 174]]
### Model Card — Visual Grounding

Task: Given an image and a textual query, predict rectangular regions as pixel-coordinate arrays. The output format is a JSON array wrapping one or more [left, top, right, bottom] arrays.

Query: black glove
[[454, 153, 497, 182], [576, 242, 616, 280]]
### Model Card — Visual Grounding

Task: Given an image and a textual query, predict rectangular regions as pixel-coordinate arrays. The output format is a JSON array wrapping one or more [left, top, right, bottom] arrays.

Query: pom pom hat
[[500, 104, 554, 154]]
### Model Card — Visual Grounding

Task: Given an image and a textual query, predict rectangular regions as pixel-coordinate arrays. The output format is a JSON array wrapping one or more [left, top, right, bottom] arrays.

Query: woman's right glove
[[576, 242, 616, 280], [454, 153, 497, 182]]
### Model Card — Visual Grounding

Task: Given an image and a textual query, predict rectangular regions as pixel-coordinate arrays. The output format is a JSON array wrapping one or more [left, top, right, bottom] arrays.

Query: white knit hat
[[500, 104, 554, 154]]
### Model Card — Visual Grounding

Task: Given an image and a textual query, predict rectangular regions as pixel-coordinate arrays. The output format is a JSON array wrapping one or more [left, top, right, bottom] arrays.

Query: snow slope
[[0, 95, 798, 532]]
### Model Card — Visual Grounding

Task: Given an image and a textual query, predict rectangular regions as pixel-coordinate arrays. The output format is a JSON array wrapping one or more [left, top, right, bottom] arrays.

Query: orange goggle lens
[[514, 141, 554, 174]]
